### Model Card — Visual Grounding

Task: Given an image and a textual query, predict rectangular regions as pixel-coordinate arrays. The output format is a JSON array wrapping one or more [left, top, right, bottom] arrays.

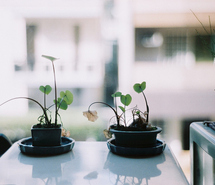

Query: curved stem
[[141, 92, 149, 123], [0, 97, 50, 124], [114, 96, 118, 116], [47, 104, 55, 110], [88, 102, 120, 126]]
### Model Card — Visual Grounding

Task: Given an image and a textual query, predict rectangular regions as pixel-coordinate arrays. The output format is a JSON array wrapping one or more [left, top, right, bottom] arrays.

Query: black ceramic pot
[[31, 126, 62, 146], [110, 127, 162, 148]]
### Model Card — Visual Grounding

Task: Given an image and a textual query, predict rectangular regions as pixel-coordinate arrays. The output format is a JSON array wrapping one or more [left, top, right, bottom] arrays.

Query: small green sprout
[[133, 81, 149, 123]]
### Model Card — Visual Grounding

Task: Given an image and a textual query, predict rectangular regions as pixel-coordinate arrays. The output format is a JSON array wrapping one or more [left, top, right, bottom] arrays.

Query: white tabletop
[[0, 140, 189, 185]]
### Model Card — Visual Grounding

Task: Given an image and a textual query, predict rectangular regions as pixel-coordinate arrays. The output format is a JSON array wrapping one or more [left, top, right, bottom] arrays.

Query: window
[[135, 28, 189, 63], [165, 35, 187, 58], [26, 25, 37, 71], [135, 28, 163, 62]]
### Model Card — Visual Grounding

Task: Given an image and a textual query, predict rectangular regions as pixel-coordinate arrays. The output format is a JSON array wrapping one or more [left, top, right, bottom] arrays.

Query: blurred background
[[0, 0, 215, 181]]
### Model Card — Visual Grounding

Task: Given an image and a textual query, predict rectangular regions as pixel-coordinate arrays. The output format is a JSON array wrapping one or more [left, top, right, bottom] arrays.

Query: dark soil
[[109, 123, 157, 131], [32, 123, 61, 128]]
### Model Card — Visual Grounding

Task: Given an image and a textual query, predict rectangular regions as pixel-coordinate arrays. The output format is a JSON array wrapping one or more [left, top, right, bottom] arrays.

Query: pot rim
[[110, 126, 162, 134], [31, 125, 62, 130]]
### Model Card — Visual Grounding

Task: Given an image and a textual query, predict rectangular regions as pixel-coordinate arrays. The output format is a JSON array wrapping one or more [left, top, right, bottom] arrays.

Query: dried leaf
[[83, 111, 98, 122], [146, 123, 152, 130], [103, 129, 112, 139], [62, 128, 70, 137]]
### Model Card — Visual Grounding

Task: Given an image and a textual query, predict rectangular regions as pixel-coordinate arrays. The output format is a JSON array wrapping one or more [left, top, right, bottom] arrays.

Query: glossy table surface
[[0, 140, 189, 185]]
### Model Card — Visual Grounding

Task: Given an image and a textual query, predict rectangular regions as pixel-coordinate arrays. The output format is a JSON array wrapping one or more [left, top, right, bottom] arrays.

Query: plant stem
[[114, 96, 118, 116], [123, 105, 126, 126], [0, 97, 49, 124], [51, 61, 58, 126], [88, 102, 120, 126], [191, 10, 210, 35], [141, 92, 149, 123], [44, 89, 46, 110], [57, 96, 65, 112]]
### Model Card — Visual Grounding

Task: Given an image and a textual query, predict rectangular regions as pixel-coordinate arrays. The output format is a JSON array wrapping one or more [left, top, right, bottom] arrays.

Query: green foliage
[[3, 55, 74, 127], [111, 93, 132, 113], [118, 106, 125, 113], [53, 91, 74, 110], [42, 55, 58, 62], [60, 90, 73, 105], [191, 10, 215, 59], [133, 81, 149, 123], [133, 81, 146, 93], [39, 85, 52, 95], [41, 55, 74, 126], [87, 80, 150, 129], [111, 92, 122, 97], [54, 98, 68, 110], [120, 94, 132, 106]]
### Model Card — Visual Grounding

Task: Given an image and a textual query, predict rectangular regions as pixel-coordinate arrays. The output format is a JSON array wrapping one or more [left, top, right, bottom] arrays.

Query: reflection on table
[[0, 141, 189, 185]]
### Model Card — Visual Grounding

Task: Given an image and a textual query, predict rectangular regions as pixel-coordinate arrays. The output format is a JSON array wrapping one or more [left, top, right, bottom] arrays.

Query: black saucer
[[18, 137, 75, 156], [107, 139, 166, 157]]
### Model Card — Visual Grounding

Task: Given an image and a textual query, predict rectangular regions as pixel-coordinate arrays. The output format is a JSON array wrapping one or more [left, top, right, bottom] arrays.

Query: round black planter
[[110, 127, 162, 148], [31, 126, 62, 146]]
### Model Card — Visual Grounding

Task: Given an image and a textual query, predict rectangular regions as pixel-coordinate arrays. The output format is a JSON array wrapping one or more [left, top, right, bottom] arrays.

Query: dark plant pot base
[[19, 137, 75, 156], [31, 126, 62, 146], [110, 127, 162, 148], [107, 138, 166, 156]]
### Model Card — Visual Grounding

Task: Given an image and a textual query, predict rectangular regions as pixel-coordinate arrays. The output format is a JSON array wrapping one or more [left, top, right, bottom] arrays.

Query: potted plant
[[83, 81, 162, 148], [0, 55, 73, 147], [191, 10, 215, 60]]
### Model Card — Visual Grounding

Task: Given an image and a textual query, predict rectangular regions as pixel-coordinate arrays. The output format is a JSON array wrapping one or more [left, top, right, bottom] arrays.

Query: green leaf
[[54, 98, 68, 110], [111, 92, 122, 98], [133, 81, 146, 93], [60, 90, 73, 105], [42, 55, 59, 62], [120, 94, 132, 106], [118, 106, 125, 113], [39, 85, 52, 95]]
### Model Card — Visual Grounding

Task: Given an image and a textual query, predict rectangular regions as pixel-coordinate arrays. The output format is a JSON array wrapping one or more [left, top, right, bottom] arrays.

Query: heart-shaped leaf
[[39, 85, 52, 95], [133, 81, 146, 93], [42, 55, 59, 62], [54, 98, 68, 110], [120, 94, 132, 106], [118, 106, 125, 113], [111, 92, 122, 98], [60, 90, 73, 105]]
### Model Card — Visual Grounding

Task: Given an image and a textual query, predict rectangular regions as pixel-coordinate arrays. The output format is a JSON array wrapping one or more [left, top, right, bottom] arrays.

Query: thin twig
[[191, 9, 210, 35]]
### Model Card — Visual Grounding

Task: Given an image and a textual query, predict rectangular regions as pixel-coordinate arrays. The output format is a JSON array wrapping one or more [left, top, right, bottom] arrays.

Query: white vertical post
[[115, 0, 134, 93], [0, 10, 27, 115]]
